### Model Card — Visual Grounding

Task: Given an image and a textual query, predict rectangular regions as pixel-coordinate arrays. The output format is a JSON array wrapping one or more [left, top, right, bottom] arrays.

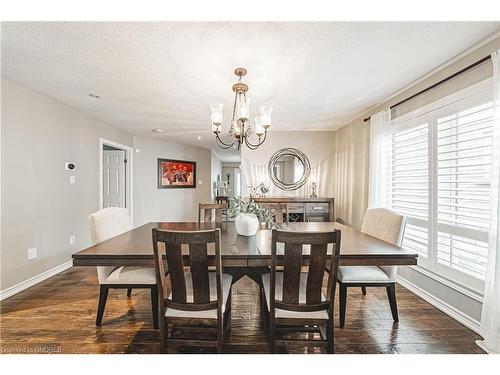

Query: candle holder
[[310, 181, 317, 198]]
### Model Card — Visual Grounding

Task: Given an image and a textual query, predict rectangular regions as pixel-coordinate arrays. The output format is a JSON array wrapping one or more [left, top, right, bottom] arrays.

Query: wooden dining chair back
[[198, 203, 228, 223], [215, 196, 229, 205], [261, 203, 288, 223], [262, 229, 341, 353], [152, 228, 232, 353]]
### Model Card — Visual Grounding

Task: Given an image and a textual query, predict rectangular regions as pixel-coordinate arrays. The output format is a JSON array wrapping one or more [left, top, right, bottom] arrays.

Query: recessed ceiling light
[[197, 136, 202, 140], [88, 93, 100, 99], [152, 128, 164, 133]]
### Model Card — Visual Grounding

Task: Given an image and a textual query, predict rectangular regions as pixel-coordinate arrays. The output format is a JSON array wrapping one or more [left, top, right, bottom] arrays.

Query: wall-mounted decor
[[157, 158, 196, 189], [268, 148, 311, 191]]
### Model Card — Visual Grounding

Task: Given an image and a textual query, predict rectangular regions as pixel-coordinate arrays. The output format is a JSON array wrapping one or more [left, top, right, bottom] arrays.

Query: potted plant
[[227, 193, 274, 236]]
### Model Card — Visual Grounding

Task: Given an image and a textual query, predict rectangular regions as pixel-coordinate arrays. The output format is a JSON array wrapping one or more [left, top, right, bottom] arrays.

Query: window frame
[[390, 78, 493, 298]]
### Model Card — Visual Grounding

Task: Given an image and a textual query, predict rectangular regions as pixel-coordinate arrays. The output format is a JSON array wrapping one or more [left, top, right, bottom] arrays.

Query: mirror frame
[[268, 147, 311, 191]]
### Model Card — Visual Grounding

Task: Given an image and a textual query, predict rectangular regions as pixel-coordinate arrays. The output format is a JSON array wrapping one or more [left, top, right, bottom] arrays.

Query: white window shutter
[[389, 81, 494, 289]]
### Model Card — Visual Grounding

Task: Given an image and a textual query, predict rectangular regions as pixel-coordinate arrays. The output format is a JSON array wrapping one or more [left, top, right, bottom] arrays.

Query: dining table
[[72, 221, 418, 286]]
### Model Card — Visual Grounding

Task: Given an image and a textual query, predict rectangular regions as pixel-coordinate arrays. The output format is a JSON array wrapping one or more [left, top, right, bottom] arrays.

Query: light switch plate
[[198, 180, 202, 185], [69, 235, 76, 245], [69, 175, 76, 184], [27, 247, 37, 261]]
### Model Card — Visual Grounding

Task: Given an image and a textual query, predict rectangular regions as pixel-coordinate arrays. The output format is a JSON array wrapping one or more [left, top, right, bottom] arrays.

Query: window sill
[[403, 265, 484, 303]]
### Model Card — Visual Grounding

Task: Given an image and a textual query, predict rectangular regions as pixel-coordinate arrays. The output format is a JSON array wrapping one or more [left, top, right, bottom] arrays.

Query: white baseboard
[[397, 274, 481, 335], [0, 260, 73, 301]]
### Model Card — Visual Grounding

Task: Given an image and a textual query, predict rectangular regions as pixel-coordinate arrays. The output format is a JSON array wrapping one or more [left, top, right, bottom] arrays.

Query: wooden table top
[[72, 222, 417, 267]]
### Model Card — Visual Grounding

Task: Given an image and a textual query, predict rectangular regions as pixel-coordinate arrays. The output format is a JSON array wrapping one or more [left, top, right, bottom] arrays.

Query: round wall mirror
[[268, 148, 311, 190]]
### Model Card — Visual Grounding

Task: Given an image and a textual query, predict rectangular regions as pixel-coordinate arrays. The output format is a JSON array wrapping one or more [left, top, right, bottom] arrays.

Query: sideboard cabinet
[[253, 197, 334, 222]]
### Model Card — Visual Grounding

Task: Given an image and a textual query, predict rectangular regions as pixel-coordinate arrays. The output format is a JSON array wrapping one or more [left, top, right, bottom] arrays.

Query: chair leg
[[270, 318, 276, 353], [361, 286, 367, 295], [339, 283, 347, 328], [163, 317, 168, 354], [386, 283, 399, 322], [96, 285, 109, 326], [260, 288, 264, 329], [327, 314, 334, 354], [223, 292, 232, 336], [127, 288, 132, 297], [150, 285, 159, 330], [217, 321, 224, 353], [226, 292, 232, 333], [261, 288, 269, 336], [159, 318, 165, 353]]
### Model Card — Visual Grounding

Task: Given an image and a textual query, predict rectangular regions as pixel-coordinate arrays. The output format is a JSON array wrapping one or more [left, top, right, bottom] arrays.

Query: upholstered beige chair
[[89, 207, 158, 328], [337, 208, 406, 327]]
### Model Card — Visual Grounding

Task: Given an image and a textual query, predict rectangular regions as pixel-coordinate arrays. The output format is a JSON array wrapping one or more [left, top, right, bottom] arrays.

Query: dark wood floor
[[0, 267, 484, 354]]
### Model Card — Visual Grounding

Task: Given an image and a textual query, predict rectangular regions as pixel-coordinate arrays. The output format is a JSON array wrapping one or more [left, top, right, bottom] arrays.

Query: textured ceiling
[[2, 22, 500, 161]]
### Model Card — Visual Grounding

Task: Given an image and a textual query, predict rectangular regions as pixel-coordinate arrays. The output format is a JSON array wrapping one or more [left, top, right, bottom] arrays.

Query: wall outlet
[[69, 175, 76, 184], [198, 180, 203, 185], [69, 235, 76, 245], [27, 247, 38, 261]]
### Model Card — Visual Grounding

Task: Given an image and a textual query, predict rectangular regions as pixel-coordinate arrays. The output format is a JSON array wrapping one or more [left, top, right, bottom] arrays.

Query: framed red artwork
[[157, 158, 196, 189]]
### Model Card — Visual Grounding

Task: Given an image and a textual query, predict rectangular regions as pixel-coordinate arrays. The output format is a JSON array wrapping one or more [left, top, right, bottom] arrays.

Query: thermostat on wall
[[65, 162, 76, 170]]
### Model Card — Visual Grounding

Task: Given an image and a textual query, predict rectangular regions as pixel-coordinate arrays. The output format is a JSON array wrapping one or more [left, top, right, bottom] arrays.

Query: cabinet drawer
[[305, 203, 329, 213]]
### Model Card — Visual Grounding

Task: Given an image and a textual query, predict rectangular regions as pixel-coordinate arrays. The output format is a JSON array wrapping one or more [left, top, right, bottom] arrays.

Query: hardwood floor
[[0, 267, 484, 354]]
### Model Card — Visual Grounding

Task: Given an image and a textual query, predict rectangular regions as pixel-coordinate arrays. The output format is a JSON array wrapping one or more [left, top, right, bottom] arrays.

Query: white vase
[[235, 213, 259, 236]]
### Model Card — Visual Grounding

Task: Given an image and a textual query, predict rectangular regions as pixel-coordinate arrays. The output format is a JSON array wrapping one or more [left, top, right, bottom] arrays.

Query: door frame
[[99, 138, 134, 224]]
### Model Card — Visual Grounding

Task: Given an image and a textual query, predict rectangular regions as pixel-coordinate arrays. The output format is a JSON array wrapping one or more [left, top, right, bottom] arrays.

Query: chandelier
[[210, 68, 272, 150]]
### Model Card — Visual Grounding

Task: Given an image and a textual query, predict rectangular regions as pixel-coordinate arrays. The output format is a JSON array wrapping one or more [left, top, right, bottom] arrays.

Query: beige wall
[[333, 121, 370, 229], [334, 36, 500, 324], [241, 131, 336, 198], [1, 79, 134, 291], [132, 136, 212, 226]]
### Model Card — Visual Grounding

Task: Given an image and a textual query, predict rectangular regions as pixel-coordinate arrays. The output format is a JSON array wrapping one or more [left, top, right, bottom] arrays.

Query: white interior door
[[103, 150, 126, 208]]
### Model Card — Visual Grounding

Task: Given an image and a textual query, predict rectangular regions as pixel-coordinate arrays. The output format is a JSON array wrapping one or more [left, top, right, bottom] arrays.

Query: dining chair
[[261, 228, 341, 353], [337, 208, 407, 328], [215, 196, 229, 205], [152, 228, 232, 353], [88, 207, 158, 328], [260, 203, 288, 223], [215, 197, 229, 218], [198, 203, 228, 223]]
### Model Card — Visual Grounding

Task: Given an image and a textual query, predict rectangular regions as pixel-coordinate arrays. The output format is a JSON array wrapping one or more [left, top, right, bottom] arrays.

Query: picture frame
[[157, 158, 196, 189]]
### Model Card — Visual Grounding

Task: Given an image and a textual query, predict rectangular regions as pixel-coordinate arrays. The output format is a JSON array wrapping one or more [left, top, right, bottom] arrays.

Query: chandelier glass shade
[[210, 68, 272, 150]]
